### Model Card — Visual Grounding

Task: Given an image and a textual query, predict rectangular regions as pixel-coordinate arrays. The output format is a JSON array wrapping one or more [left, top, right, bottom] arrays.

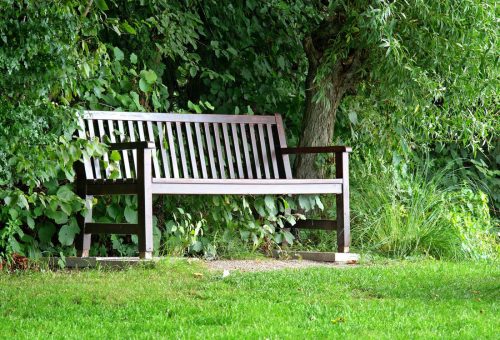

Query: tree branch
[[82, 0, 93, 18]]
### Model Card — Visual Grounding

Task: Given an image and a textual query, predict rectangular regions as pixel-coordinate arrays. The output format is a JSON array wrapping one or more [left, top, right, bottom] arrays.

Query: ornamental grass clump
[[351, 160, 497, 260]]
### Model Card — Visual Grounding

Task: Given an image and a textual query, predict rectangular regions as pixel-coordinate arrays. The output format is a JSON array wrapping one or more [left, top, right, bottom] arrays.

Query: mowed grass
[[0, 259, 499, 339]]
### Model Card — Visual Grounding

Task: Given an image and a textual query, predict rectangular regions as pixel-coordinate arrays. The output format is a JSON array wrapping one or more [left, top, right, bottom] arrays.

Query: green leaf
[[110, 150, 121, 162], [139, 78, 151, 93], [113, 47, 124, 61], [27, 215, 35, 229], [191, 241, 203, 252], [17, 195, 29, 210], [106, 204, 120, 220], [165, 220, 177, 233], [298, 195, 311, 212], [130, 53, 137, 64], [58, 223, 80, 246], [283, 230, 295, 244], [140, 70, 157, 84], [57, 185, 74, 202], [315, 196, 324, 210], [204, 101, 214, 110], [51, 211, 69, 225], [95, 0, 109, 10], [130, 91, 144, 111], [122, 21, 136, 35], [348, 111, 358, 125], [264, 196, 275, 212], [189, 66, 197, 77], [277, 56, 285, 69], [38, 222, 56, 243], [124, 206, 138, 224]]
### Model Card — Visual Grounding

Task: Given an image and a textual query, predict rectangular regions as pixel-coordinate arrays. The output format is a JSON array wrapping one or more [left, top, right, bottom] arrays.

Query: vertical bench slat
[[195, 123, 208, 179], [118, 120, 132, 178], [77, 117, 94, 180], [87, 120, 102, 179], [274, 114, 293, 179], [249, 124, 262, 179], [231, 123, 244, 178], [266, 124, 280, 179], [185, 123, 199, 179], [157, 122, 171, 178], [127, 121, 138, 175], [258, 124, 271, 179], [240, 123, 253, 179], [176, 122, 189, 178], [222, 123, 235, 179], [204, 123, 217, 179], [213, 123, 226, 179], [107, 120, 121, 178], [146, 121, 161, 178], [137, 121, 146, 141], [166, 122, 179, 178], [97, 119, 111, 177]]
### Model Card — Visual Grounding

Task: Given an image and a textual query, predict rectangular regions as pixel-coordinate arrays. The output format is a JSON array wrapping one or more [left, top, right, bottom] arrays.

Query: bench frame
[[74, 112, 352, 259]]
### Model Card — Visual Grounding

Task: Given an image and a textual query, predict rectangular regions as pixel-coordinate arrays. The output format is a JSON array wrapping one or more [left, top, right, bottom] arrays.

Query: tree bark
[[295, 33, 362, 179]]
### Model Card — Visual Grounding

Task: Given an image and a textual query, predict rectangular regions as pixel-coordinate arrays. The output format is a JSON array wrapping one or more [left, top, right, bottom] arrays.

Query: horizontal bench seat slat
[[151, 178, 343, 185], [151, 181, 342, 195]]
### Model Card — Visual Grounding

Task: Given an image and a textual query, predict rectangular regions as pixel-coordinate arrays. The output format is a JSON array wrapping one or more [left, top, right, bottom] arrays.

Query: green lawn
[[0, 259, 498, 339]]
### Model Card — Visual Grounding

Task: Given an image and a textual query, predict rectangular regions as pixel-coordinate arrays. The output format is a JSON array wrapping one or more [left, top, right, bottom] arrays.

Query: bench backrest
[[78, 111, 293, 181]]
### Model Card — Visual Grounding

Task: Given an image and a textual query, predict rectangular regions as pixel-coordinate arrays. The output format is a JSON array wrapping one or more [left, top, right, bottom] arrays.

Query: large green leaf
[[58, 223, 80, 246], [124, 206, 138, 224], [38, 222, 56, 243], [95, 0, 109, 11]]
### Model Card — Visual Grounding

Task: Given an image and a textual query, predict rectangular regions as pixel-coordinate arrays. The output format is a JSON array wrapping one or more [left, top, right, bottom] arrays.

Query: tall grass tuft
[[350, 156, 497, 259]]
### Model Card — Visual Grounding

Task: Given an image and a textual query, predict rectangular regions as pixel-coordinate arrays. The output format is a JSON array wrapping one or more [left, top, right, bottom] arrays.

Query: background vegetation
[[0, 0, 498, 262]]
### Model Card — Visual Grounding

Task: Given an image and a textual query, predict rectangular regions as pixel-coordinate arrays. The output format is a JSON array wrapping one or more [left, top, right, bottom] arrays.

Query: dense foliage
[[0, 0, 498, 261]]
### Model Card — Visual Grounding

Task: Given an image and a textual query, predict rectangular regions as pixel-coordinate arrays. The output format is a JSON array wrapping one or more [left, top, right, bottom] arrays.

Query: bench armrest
[[280, 146, 352, 154], [107, 142, 156, 150]]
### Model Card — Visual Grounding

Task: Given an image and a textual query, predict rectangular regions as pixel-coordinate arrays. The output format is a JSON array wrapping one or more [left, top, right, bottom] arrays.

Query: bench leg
[[76, 195, 92, 257], [336, 152, 350, 253], [138, 190, 153, 259], [137, 148, 153, 260]]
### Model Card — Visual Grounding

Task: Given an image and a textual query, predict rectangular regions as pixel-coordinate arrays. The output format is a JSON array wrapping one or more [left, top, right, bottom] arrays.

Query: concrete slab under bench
[[272, 250, 360, 264]]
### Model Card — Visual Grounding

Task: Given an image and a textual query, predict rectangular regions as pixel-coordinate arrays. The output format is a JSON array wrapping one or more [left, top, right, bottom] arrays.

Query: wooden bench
[[75, 111, 352, 259]]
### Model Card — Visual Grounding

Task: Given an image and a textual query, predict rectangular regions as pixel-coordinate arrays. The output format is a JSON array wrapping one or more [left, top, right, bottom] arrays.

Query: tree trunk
[[295, 34, 362, 179]]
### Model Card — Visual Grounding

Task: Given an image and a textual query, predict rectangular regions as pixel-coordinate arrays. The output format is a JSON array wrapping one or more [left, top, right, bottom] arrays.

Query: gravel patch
[[206, 259, 350, 272]]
